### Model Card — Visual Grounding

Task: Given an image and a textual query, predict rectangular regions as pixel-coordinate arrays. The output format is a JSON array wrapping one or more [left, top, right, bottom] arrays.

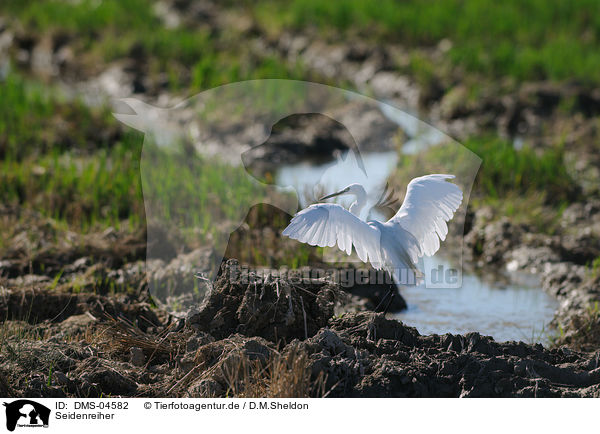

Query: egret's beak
[[319, 187, 350, 201]]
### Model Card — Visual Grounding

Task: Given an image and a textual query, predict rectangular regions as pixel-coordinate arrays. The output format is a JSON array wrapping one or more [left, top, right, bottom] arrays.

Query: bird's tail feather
[[385, 243, 423, 286]]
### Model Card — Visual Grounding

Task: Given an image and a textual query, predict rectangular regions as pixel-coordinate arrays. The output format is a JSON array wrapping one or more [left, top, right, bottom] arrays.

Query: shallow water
[[394, 257, 557, 343], [276, 150, 558, 344]]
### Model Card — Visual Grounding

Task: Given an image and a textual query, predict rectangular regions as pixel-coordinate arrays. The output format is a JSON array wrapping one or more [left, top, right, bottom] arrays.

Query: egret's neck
[[349, 187, 367, 217]]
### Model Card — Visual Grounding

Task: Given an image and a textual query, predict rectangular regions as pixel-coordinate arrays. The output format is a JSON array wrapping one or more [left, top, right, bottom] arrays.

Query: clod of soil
[[3, 258, 600, 398], [187, 259, 338, 342]]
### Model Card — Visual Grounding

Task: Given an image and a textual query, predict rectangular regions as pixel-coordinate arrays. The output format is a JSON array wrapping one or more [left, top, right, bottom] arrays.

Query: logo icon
[[3, 400, 50, 432], [113, 80, 481, 308]]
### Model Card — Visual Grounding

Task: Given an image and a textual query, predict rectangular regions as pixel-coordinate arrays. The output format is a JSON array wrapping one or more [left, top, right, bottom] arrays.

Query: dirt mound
[[186, 260, 337, 343], [3, 267, 600, 398], [2, 225, 598, 398], [290, 312, 600, 397]]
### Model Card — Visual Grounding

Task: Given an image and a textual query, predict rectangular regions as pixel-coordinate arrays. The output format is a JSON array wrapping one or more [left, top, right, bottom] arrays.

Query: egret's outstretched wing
[[389, 174, 463, 257], [282, 203, 384, 267]]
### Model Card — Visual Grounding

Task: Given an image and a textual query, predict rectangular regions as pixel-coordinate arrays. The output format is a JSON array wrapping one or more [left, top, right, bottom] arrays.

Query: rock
[[7, 274, 50, 286], [65, 257, 91, 273], [187, 378, 224, 397], [541, 262, 587, 298], [560, 232, 600, 265], [369, 71, 419, 108], [55, 313, 96, 338], [439, 85, 473, 119], [465, 214, 524, 266], [75, 359, 138, 396], [177, 354, 196, 373], [482, 218, 523, 264], [5, 287, 600, 398], [0, 287, 163, 334], [332, 102, 400, 152], [52, 371, 71, 387], [540, 261, 599, 349], [505, 246, 561, 274], [560, 200, 600, 227], [185, 336, 201, 353], [129, 347, 146, 367]]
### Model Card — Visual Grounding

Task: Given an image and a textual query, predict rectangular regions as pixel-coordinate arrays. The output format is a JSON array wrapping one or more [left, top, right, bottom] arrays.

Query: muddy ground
[[2, 254, 600, 398], [464, 200, 600, 351], [1, 149, 598, 398], [2, 1, 600, 398]]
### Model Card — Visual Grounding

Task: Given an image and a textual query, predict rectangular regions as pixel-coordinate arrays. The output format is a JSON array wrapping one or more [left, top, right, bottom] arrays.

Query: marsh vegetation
[[1, 0, 599, 397]]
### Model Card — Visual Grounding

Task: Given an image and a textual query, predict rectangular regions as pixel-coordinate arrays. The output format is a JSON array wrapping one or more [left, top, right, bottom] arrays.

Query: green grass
[[395, 136, 578, 205], [252, 0, 600, 84], [0, 141, 145, 231], [6, 0, 599, 89], [4, 0, 600, 86], [0, 65, 318, 269], [1, 66, 581, 260], [0, 73, 119, 160], [0, 0, 309, 92], [0, 69, 276, 235], [140, 144, 321, 268], [464, 137, 577, 203], [0, 0, 157, 34], [141, 142, 267, 231], [1, 0, 594, 267], [590, 256, 600, 279], [391, 135, 579, 233], [0, 134, 286, 240], [0, 71, 136, 230]]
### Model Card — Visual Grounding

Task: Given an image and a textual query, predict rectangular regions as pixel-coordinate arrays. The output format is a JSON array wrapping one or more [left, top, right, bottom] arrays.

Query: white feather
[[389, 174, 463, 257], [282, 203, 383, 266], [282, 174, 463, 284]]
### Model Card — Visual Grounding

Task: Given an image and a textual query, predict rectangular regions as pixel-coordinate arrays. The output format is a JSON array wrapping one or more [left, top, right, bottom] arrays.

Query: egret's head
[[319, 183, 365, 201]]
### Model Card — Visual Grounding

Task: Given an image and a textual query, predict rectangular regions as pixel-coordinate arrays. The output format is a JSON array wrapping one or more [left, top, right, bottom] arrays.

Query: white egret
[[282, 174, 463, 310]]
